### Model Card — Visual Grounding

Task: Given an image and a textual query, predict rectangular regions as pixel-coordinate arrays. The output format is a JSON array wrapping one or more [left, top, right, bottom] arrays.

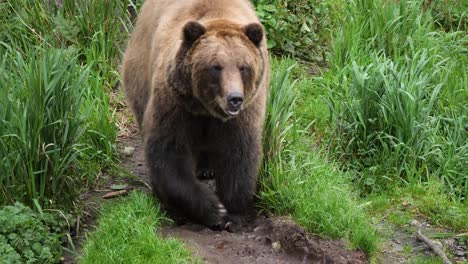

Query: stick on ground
[[416, 229, 452, 264], [102, 190, 128, 199]]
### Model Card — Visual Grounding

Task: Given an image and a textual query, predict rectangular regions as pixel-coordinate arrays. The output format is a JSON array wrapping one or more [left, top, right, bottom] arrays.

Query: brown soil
[[161, 217, 367, 264], [118, 132, 368, 264]]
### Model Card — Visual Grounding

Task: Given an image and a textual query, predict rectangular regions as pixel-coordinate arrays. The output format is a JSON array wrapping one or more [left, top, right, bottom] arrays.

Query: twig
[[102, 190, 128, 199], [416, 229, 452, 264]]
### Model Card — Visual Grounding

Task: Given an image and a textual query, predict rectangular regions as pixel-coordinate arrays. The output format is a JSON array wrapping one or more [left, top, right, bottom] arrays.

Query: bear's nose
[[227, 92, 244, 110]]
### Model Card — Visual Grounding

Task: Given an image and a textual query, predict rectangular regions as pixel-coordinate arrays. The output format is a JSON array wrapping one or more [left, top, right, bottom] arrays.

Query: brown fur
[[122, 0, 270, 228]]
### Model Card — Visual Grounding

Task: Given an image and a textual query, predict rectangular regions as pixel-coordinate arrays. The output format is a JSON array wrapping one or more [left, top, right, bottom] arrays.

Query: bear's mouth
[[213, 96, 241, 118], [226, 109, 240, 116]]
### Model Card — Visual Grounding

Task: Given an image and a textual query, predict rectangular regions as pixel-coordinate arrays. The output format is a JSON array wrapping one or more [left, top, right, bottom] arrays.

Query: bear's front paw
[[207, 202, 229, 230], [223, 214, 243, 232]]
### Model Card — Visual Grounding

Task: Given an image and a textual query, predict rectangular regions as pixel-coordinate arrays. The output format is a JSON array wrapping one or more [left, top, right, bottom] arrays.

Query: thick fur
[[122, 0, 270, 228]]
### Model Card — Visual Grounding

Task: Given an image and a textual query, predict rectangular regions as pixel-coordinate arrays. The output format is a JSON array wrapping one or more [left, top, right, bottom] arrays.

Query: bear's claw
[[218, 203, 227, 216]]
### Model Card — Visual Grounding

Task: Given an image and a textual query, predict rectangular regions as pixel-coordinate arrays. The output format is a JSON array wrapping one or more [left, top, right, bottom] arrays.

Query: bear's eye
[[211, 65, 223, 72], [239, 65, 249, 74]]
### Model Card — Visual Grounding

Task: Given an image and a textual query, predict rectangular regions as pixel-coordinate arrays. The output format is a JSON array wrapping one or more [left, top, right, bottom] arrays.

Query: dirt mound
[[162, 216, 367, 264]]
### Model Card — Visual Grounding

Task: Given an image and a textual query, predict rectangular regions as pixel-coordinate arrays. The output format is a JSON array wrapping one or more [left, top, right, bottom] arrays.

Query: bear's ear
[[243, 23, 263, 47], [183, 21, 206, 45]]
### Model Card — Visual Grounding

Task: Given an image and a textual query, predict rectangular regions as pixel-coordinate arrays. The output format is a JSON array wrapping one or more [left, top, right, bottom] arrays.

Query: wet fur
[[122, 0, 269, 228]]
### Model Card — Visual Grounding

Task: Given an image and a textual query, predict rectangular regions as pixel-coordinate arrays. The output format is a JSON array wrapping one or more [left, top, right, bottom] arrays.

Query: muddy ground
[[117, 132, 367, 264]]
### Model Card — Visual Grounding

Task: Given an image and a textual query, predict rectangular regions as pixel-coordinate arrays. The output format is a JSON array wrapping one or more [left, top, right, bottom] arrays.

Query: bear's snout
[[226, 92, 244, 116]]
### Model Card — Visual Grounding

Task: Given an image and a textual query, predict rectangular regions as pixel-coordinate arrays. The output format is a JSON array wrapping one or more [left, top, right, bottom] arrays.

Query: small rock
[[454, 250, 465, 257], [409, 219, 420, 227], [255, 236, 264, 242], [248, 235, 256, 239], [122, 146, 135, 156], [272, 241, 281, 251]]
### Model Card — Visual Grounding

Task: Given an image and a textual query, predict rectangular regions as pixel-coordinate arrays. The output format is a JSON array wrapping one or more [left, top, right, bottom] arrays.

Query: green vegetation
[[409, 256, 444, 264], [0, 1, 135, 261], [0, 0, 466, 262], [0, 203, 65, 263], [257, 1, 467, 260], [0, 0, 133, 208], [260, 58, 379, 255], [79, 191, 199, 264], [366, 181, 467, 230], [324, 0, 467, 202], [430, 0, 467, 31], [252, 0, 342, 62], [0, 45, 86, 208]]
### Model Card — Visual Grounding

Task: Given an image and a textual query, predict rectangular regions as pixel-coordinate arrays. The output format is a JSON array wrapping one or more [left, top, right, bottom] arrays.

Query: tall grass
[[261, 58, 298, 182], [0, 44, 86, 207], [259, 58, 379, 255], [325, 0, 467, 198], [0, 0, 136, 208]]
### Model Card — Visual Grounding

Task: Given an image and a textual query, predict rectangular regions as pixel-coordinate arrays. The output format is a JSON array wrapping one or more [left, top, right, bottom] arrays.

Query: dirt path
[[118, 133, 368, 264]]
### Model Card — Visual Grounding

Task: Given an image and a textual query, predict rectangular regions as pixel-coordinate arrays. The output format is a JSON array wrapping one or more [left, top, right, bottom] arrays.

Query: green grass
[[430, 0, 467, 31], [366, 181, 468, 230], [259, 58, 379, 256], [79, 191, 199, 264], [323, 0, 467, 200], [1, 0, 466, 262], [409, 256, 444, 264], [0, 0, 137, 208], [0, 44, 87, 208]]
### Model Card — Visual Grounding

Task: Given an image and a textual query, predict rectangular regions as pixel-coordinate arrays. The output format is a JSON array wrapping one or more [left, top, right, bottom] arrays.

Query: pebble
[[122, 146, 135, 156], [272, 241, 281, 251]]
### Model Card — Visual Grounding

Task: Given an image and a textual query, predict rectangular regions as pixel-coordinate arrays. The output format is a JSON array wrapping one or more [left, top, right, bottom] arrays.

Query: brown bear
[[122, 0, 270, 229]]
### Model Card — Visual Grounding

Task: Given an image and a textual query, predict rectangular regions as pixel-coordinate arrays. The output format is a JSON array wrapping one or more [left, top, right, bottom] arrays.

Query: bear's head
[[172, 19, 266, 120]]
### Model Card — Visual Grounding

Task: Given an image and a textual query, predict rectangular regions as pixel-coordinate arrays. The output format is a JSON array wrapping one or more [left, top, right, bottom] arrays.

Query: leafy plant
[[252, 0, 341, 62], [0, 236, 21, 264], [0, 203, 63, 264]]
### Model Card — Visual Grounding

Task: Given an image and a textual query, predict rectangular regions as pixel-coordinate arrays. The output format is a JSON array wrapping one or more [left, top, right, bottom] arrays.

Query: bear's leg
[[146, 135, 227, 229], [212, 126, 261, 216], [196, 152, 215, 180]]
